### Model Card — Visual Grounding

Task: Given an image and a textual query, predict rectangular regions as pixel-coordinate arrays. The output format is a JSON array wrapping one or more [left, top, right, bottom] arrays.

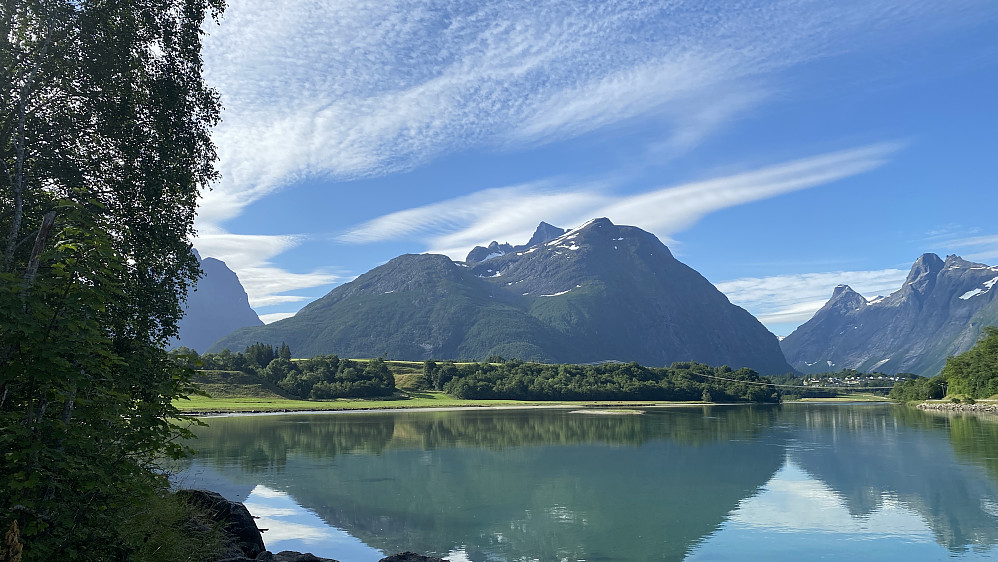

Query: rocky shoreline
[[179, 490, 446, 562], [916, 401, 998, 414]]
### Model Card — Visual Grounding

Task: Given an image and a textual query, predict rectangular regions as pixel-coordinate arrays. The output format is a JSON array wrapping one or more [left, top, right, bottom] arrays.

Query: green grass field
[[174, 390, 709, 414], [178, 361, 888, 414]]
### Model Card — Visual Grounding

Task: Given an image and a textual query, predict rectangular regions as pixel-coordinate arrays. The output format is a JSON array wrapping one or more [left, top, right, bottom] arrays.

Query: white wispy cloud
[[715, 268, 909, 331], [194, 232, 338, 308], [337, 182, 604, 243], [597, 143, 899, 237], [940, 234, 998, 262], [339, 180, 611, 257], [341, 143, 901, 260], [259, 312, 296, 325], [198, 0, 989, 226], [191, 0, 991, 315]]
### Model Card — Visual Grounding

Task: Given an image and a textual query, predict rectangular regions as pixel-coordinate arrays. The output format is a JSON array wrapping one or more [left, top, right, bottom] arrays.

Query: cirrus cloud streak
[[340, 143, 901, 261], [197, 0, 989, 227], [716, 268, 910, 332]]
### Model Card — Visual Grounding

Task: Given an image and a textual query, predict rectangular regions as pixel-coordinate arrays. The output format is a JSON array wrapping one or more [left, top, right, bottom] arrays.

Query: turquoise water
[[174, 404, 998, 561]]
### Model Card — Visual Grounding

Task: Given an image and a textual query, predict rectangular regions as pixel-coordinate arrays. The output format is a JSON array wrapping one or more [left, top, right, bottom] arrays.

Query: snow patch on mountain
[[959, 276, 998, 300], [540, 289, 573, 297]]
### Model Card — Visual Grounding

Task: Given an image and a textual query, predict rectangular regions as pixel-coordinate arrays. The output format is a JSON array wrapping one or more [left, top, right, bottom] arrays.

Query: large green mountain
[[210, 218, 791, 374], [781, 253, 998, 376]]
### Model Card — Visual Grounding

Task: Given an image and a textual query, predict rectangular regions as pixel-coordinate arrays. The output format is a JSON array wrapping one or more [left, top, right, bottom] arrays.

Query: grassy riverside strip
[[173, 357, 898, 414], [174, 390, 711, 415], [791, 394, 893, 403], [175, 391, 897, 415]]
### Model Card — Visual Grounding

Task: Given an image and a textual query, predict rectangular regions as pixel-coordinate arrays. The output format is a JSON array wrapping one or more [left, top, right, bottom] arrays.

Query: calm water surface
[[174, 404, 998, 561]]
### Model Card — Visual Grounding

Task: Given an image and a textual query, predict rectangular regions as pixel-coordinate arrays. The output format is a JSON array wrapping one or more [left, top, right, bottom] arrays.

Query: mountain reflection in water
[[174, 405, 998, 561]]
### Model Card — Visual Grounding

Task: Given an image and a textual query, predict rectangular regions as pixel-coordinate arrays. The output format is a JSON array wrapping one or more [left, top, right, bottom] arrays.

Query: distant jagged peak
[[831, 284, 864, 301], [545, 218, 616, 245], [941, 254, 996, 271], [578, 217, 614, 229], [525, 221, 566, 248], [466, 217, 662, 264], [820, 284, 867, 313], [944, 254, 972, 268], [904, 253, 944, 284], [465, 240, 514, 264]]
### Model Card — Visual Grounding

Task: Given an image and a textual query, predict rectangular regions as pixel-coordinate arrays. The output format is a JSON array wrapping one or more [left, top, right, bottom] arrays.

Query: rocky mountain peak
[[781, 252, 998, 376], [525, 221, 567, 247], [173, 250, 263, 353], [464, 240, 513, 263], [831, 284, 860, 298], [822, 284, 866, 313], [943, 254, 975, 270], [904, 253, 944, 292], [576, 217, 614, 231], [466, 241, 514, 263]]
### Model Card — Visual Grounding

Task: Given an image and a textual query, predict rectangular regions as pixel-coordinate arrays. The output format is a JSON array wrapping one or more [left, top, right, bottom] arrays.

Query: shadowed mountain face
[[781, 253, 998, 376], [210, 219, 791, 374], [173, 250, 263, 353]]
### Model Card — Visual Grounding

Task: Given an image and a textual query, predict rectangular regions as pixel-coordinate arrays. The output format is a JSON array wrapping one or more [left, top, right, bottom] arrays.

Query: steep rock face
[[173, 250, 263, 353], [781, 253, 998, 375], [212, 219, 791, 374], [524, 221, 566, 247], [466, 241, 514, 263], [465, 222, 567, 263]]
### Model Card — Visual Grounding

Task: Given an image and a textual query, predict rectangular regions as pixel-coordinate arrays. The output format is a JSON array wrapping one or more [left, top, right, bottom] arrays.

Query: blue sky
[[192, 0, 998, 337]]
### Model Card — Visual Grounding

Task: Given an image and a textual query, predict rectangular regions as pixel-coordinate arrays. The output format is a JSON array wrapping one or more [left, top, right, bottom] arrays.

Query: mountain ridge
[[780, 253, 998, 375], [210, 219, 792, 374]]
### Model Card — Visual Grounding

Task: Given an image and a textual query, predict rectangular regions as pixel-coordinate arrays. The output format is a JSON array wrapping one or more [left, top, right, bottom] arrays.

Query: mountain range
[[209, 218, 792, 374], [780, 253, 998, 376], [172, 249, 263, 353]]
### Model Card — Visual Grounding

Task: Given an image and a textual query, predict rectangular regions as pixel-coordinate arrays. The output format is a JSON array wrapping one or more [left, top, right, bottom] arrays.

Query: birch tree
[[1, 0, 223, 558]]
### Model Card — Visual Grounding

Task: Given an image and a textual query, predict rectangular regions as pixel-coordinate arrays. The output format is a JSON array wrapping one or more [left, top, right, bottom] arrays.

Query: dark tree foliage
[[940, 326, 998, 399], [196, 347, 397, 400], [441, 361, 780, 403], [423, 359, 458, 391], [1, 0, 223, 559], [889, 326, 998, 402], [888, 376, 946, 402], [244, 341, 277, 369]]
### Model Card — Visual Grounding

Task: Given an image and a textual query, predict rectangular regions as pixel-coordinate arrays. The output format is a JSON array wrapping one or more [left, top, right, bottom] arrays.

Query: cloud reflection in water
[[243, 484, 384, 561], [687, 460, 997, 561]]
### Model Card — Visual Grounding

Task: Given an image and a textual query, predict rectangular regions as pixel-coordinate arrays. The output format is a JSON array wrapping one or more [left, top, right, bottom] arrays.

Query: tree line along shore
[[172, 324, 998, 414]]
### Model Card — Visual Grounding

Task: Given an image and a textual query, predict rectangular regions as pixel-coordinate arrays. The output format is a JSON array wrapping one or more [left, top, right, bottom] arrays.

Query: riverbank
[[174, 390, 899, 416], [174, 391, 738, 416], [917, 400, 998, 414], [789, 394, 891, 403]]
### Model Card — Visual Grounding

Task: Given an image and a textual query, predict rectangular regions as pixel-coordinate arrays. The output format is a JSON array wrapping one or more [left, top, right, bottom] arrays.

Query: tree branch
[[21, 210, 56, 292], [2, 20, 55, 273]]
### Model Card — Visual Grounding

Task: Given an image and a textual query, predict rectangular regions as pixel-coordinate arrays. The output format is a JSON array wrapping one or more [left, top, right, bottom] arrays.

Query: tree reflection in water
[[175, 405, 998, 560]]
